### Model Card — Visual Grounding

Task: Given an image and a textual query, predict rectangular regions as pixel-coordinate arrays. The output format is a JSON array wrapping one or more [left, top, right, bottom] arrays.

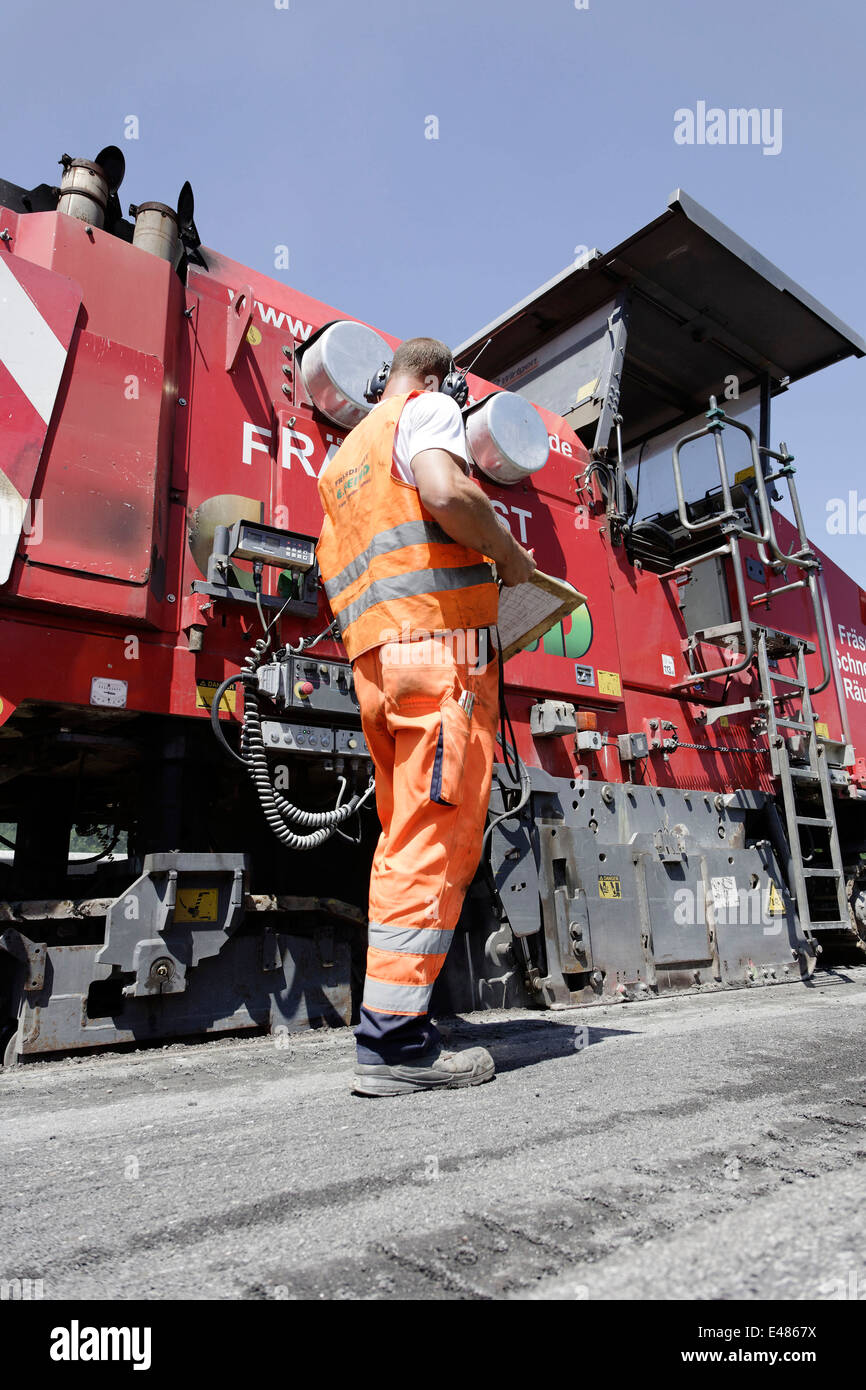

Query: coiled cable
[[210, 650, 374, 850], [482, 628, 532, 854]]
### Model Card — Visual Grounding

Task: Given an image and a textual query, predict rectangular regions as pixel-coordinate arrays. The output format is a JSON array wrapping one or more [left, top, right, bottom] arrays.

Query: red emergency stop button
[[295, 680, 314, 699]]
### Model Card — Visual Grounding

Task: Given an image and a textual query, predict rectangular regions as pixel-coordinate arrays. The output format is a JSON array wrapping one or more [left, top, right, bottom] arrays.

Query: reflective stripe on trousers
[[352, 631, 500, 1061]]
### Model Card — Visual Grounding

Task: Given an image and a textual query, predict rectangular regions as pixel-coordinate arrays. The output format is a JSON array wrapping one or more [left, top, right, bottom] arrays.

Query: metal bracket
[[653, 827, 686, 863], [226, 284, 255, 372], [0, 929, 46, 992], [98, 853, 249, 997], [700, 697, 764, 728]]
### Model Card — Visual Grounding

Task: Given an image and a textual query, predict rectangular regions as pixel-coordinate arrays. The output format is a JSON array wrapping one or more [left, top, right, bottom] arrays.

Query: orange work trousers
[[352, 629, 500, 1063]]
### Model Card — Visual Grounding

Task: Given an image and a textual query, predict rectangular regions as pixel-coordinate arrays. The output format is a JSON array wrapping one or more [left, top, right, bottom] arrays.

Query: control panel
[[289, 657, 359, 715], [256, 657, 359, 717], [261, 720, 370, 760], [228, 520, 316, 571], [262, 721, 334, 754], [335, 729, 368, 755]]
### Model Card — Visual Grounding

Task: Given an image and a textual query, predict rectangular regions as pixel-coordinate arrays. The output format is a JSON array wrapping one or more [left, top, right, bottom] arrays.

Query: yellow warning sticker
[[597, 670, 622, 697], [598, 875, 622, 900], [720, 715, 729, 727], [735, 465, 756, 484], [767, 881, 785, 916], [196, 679, 236, 714], [816, 721, 829, 739], [246, 325, 262, 346], [176, 888, 218, 922]]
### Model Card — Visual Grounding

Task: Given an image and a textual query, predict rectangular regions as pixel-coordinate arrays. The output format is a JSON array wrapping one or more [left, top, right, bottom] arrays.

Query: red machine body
[[1, 217, 862, 790], [1, 160, 864, 1061]]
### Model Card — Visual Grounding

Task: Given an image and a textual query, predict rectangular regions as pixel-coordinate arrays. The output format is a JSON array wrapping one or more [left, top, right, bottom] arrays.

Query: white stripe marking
[[0, 256, 68, 424]]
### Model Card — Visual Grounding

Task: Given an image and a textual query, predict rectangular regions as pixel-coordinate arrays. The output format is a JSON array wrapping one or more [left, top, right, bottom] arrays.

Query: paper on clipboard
[[497, 570, 588, 661]]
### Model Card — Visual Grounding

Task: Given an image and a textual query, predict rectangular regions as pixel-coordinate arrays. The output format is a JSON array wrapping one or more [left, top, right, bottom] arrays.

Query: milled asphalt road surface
[[2, 967, 866, 1301]]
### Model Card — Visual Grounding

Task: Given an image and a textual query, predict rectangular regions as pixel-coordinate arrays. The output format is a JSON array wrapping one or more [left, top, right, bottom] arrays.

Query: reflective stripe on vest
[[322, 519, 453, 603], [333, 562, 495, 635], [316, 391, 499, 659]]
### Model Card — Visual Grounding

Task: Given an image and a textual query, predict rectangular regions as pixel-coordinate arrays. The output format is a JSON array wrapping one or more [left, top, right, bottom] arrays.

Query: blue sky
[[4, 0, 865, 584]]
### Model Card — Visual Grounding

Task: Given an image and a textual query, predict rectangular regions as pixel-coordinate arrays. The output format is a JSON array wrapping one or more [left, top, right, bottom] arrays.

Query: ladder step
[[790, 767, 819, 780], [796, 816, 833, 827], [777, 718, 811, 731], [769, 671, 804, 687], [803, 867, 840, 877]]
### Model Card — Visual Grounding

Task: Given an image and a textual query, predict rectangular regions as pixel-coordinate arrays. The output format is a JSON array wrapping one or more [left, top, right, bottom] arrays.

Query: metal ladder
[[754, 627, 851, 944], [665, 398, 855, 949]]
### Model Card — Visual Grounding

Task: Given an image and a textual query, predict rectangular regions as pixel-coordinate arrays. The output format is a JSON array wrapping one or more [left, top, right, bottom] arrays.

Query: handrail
[[674, 533, 754, 687], [671, 400, 770, 544], [669, 397, 833, 697]]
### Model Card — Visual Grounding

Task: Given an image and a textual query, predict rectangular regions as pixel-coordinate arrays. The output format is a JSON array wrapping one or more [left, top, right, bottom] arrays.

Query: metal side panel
[[640, 854, 712, 967], [6, 931, 351, 1060], [522, 777, 814, 1007]]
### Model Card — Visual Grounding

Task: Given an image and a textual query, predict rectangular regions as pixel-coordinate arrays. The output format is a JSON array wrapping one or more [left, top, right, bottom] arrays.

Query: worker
[[317, 337, 536, 1096]]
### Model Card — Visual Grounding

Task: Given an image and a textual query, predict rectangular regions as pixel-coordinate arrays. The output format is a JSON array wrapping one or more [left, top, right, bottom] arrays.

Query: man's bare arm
[[412, 448, 536, 587]]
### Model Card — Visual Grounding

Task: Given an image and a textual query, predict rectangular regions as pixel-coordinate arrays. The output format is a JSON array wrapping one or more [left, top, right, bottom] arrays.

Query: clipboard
[[496, 570, 588, 661]]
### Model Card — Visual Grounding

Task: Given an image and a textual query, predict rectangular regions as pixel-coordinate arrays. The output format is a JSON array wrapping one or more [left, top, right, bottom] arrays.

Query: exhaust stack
[[56, 146, 125, 228], [130, 201, 181, 265], [57, 156, 109, 227]]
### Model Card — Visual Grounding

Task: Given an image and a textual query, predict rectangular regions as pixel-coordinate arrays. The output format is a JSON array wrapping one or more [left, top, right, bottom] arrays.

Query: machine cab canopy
[[455, 189, 865, 469]]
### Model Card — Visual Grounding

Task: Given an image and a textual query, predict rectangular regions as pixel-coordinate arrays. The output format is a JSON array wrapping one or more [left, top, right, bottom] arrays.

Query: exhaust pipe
[[130, 201, 181, 265], [56, 146, 125, 229], [57, 156, 109, 227]]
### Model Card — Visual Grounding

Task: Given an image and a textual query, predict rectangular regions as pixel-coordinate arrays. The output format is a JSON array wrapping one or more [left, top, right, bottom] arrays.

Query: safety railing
[[668, 397, 831, 695]]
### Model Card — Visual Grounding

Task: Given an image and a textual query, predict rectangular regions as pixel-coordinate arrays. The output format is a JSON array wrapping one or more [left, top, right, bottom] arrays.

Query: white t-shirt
[[380, 392, 470, 486]]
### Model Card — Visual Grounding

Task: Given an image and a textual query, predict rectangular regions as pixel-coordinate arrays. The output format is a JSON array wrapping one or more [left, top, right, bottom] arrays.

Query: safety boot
[[351, 1044, 495, 1097]]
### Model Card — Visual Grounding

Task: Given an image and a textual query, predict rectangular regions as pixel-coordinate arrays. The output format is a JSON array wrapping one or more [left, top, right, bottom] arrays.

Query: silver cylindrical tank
[[465, 391, 550, 485], [57, 159, 109, 228], [131, 202, 181, 265], [298, 320, 393, 430]]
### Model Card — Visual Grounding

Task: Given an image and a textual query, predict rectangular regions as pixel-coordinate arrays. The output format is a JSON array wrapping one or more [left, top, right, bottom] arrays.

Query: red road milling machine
[[1, 146, 865, 1064]]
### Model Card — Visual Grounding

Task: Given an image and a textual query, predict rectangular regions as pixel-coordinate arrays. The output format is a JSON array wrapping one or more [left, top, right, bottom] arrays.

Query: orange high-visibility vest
[[316, 391, 499, 660]]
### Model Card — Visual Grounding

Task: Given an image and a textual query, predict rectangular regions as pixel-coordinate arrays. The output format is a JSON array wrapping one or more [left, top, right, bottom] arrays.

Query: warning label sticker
[[598, 875, 622, 899], [766, 881, 786, 915], [815, 721, 829, 739], [710, 875, 739, 912], [176, 888, 219, 922], [196, 679, 236, 714], [597, 670, 622, 697]]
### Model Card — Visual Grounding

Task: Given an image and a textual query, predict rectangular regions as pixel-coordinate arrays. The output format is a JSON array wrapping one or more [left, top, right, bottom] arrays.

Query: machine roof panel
[[455, 190, 865, 447]]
